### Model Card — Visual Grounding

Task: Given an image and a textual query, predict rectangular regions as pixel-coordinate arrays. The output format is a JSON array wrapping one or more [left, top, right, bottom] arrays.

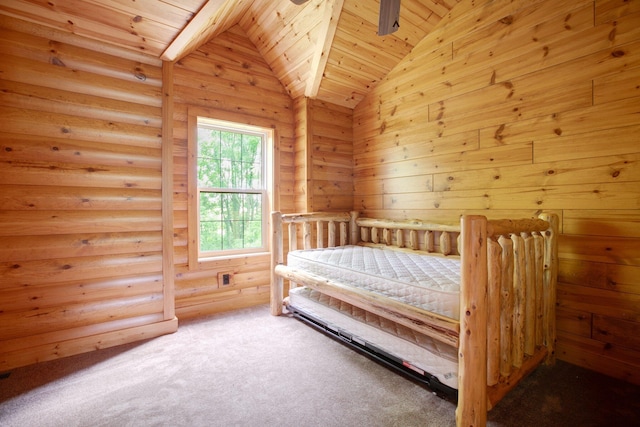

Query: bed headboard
[[356, 215, 461, 256]]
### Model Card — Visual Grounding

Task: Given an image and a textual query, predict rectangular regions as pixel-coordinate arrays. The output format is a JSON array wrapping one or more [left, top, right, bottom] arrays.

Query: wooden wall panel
[[292, 97, 353, 213], [172, 25, 294, 319], [305, 98, 353, 212], [0, 16, 177, 371], [353, 0, 640, 383]]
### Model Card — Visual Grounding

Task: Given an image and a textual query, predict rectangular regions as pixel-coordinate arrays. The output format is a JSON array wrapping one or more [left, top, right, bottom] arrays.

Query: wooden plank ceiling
[[0, 0, 458, 108]]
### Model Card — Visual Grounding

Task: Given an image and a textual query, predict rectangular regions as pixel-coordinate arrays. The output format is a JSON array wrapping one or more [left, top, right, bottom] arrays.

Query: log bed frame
[[270, 211, 559, 427]]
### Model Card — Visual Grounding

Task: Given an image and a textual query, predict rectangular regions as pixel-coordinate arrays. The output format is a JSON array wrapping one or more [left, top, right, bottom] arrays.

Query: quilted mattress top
[[287, 245, 461, 319]]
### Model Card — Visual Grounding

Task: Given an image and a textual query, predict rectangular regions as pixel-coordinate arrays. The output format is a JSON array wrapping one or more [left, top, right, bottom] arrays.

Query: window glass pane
[[196, 118, 268, 255], [198, 157, 221, 188], [251, 164, 261, 188], [198, 127, 263, 190], [219, 158, 232, 188], [200, 193, 222, 251], [243, 135, 262, 189], [242, 194, 263, 247], [200, 192, 263, 251], [218, 131, 241, 161], [199, 192, 263, 252], [200, 193, 222, 220], [198, 128, 220, 157], [197, 128, 221, 188], [200, 221, 222, 252], [243, 193, 262, 221]]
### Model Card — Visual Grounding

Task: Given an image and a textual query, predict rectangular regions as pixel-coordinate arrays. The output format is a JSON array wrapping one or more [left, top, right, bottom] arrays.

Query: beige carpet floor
[[1, 304, 638, 427]]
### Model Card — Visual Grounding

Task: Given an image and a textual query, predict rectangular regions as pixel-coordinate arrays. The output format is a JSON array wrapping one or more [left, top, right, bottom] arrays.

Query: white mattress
[[287, 245, 461, 320], [288, 286, 459, 389]]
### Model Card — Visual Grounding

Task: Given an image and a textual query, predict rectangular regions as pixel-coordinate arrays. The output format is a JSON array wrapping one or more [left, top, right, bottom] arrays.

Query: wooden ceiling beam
[[161, 0, 250, 62], [305, 0, 345, 98]]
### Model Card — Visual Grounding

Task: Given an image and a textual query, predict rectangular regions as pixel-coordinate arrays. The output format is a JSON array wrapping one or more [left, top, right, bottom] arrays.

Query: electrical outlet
[[217, 272, 234, 287]]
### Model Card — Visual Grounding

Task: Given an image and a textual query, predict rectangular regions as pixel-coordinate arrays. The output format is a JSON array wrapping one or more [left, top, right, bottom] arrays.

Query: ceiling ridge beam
[[161, 0, 250, 62], [305, 0, 345, 98]]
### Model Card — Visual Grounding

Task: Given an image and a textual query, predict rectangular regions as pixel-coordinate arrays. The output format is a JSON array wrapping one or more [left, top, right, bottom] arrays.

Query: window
[[191, 116, 272, 260]]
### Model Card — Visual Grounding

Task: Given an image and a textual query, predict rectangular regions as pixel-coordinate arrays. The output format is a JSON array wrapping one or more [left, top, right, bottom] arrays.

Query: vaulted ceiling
[[0, 0, 459, 108]]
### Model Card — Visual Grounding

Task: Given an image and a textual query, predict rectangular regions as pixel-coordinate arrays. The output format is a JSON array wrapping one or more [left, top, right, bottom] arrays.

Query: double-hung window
[[192, 116, 272, 260]]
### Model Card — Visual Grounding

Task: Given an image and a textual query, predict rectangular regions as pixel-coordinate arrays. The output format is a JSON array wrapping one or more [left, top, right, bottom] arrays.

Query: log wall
[[171, 25, 295, 319], [0, 16, 177, 370], [352, 0, 640, 384]]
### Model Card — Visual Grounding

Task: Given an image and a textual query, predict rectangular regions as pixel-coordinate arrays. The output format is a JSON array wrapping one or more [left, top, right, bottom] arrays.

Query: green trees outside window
[[197, 123, 266, 253]]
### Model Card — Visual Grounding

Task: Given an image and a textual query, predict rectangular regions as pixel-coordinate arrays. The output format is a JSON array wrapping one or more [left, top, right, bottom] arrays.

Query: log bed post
[[456, 215, 488, 427], [538, 212, 559, 364], [349, 211, 359, 245], [271, 211, 284, 316]]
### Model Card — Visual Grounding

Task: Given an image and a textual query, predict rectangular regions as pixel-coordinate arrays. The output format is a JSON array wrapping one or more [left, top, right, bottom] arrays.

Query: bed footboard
[[271, 210, 558, 427], [457, 214, 558, 426]]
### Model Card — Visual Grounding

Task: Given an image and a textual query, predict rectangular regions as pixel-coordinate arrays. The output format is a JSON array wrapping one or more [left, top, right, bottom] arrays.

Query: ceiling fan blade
[[378, 0, 400, 36]]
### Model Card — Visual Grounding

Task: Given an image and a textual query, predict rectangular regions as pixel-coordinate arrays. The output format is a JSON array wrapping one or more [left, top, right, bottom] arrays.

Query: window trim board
[[186, 106, 277, 271]]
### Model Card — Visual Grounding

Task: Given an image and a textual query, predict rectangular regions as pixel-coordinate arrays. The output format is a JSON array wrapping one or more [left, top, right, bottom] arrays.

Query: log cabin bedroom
[[0, 0, 639, 426]]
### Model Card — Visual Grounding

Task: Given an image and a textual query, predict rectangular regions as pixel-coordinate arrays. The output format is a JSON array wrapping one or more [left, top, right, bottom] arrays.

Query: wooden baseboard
[[556, 331, 640, 385], [176, 293, 269, 320], [0, 317, 178, 372]]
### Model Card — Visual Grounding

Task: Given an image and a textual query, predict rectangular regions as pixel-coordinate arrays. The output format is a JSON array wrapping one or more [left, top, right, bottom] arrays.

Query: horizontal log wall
[[172, 25, 295, 319], [352, 0, 640, 384], [0, 16, 177, 370]]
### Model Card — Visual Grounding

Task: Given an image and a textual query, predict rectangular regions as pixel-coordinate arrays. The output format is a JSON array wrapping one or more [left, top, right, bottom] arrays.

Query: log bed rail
[[270, 211, 558, 427]]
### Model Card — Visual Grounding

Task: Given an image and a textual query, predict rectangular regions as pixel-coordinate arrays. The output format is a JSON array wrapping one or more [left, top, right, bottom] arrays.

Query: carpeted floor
[[1, 304, 638, 427]]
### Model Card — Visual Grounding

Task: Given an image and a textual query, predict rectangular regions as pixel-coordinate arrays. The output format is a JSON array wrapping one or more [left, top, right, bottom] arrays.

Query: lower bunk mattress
[[287, 286, 459, 393]]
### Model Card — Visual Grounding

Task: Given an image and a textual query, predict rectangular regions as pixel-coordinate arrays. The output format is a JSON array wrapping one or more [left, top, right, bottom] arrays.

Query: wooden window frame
[[187, 107, 276, 270]]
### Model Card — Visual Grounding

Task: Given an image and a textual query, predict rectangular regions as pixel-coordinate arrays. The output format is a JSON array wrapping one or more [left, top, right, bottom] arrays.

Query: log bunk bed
[[270, 211, 559, 427]]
